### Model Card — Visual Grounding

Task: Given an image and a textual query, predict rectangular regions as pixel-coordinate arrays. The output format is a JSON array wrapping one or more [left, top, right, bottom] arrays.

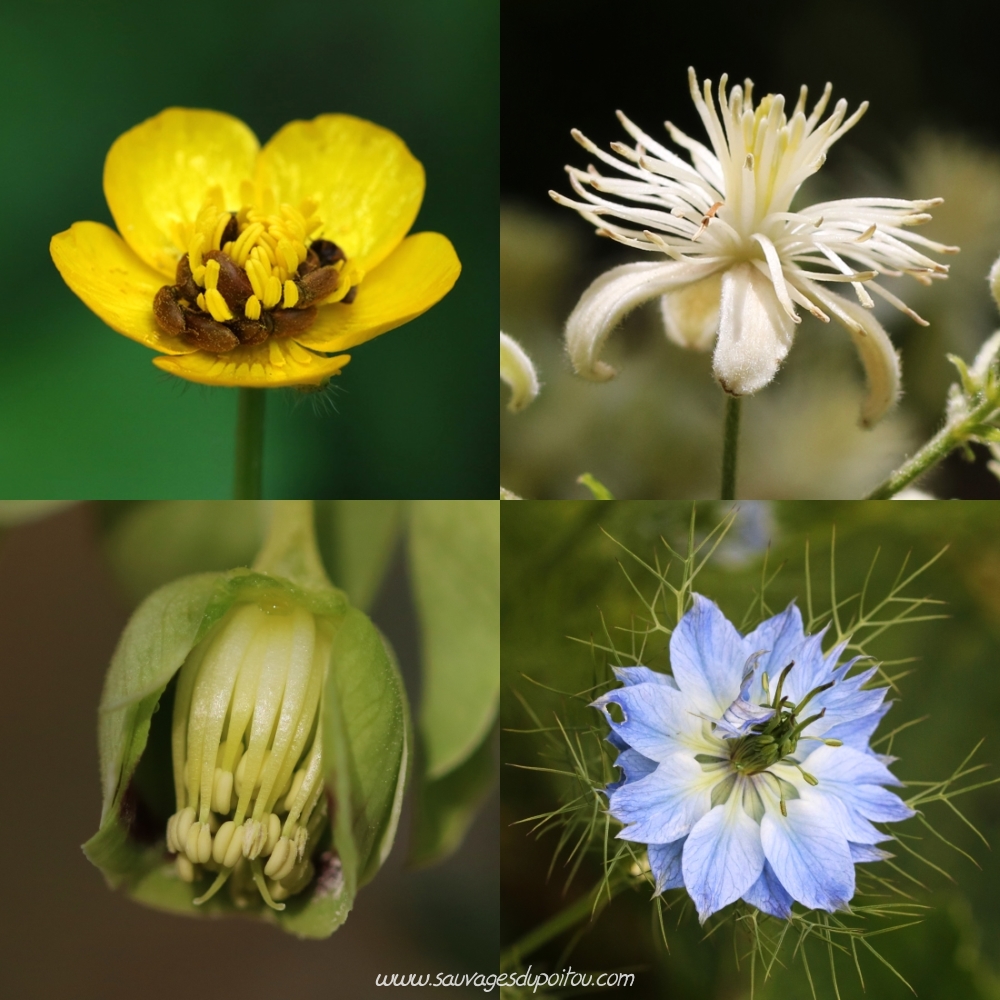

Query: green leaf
[[101, 501, 266, 604], [409, 500, 500, 779], [410, 726, 495, 868], [314, 500, 403, 611], [576, 473, 614, 499]]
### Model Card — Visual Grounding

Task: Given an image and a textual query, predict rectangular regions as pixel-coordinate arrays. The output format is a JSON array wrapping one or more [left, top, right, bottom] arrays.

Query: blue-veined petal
[[648, 839, 686, 894], [742, 859, 794, 919], [715, 692, 775, 739], [800, 744, 904, 787], [760, 794, 855, 911], [682, 788, 765, 922], [611, 752, 717, 844], [850, 842, 893, 863], [607, 747, 659, 793], [612, 666, 679, 689], [670, 594, 749, 715], [592, 681, 714, 761]]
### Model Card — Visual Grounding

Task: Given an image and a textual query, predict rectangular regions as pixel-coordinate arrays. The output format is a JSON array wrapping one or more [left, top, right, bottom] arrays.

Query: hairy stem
[[233, 388, 266, 499], [499, 872, 629, 971], [721, 395, 742, 501]]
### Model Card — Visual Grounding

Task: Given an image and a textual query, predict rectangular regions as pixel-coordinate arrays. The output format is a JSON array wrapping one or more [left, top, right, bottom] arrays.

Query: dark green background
[[0, 0, 497, 498], [502, 502, 1000, 998]]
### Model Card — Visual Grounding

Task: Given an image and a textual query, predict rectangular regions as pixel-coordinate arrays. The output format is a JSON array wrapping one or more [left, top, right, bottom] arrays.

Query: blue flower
[[592, 595, 913, 922]]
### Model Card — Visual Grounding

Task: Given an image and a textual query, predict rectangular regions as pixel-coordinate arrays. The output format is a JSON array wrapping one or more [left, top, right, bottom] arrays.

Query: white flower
[[553, 68, 957, 425], [501, 331, 540, 412]]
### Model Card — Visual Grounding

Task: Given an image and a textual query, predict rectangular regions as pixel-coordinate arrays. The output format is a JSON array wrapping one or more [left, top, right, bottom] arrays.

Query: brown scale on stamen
[[152, 214, 355, 354]]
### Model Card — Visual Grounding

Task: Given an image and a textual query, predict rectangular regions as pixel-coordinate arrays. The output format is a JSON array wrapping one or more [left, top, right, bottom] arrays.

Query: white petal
[[802, 282, 901, 426], [682, 790, 765, 922], [659, 273, 722, 351], [565, 259, 718, 380], [712, 262, 795, 395], [500, 332, 539, 412]]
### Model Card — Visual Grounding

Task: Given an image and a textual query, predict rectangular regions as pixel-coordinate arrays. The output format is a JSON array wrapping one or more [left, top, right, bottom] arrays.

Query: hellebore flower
[[51, 109, 460, 387], [592, 595, 913, 922], [85, 502, 408, 936], [553, 69, 957, 425]]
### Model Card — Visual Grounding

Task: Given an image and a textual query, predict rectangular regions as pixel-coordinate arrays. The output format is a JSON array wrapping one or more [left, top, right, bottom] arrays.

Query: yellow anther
[[212, 768, 234, 814], [245, 257, 267, 300], [277, 240, 299, 274], [188, 233, 206, 272], [212, 821, 237, 865], [275, 846, 298, 881], [222, 241, 235, 256], [264, 837, 292, 878], [175, 806, 195, 848], [265, 813, 281, 855], [244, 295, 262, 320], [205, 288, 234, 323], [268, 340, 285, 367], [185, 821, 202, 863], [212, 212, 231, 251], [176, 855, 196, 883], [232, 222, 264, 266], [263, 275, 283, 309], [223, 823, 244, 868], [282, 280, 299, 309], [203, 257, 220, 291]]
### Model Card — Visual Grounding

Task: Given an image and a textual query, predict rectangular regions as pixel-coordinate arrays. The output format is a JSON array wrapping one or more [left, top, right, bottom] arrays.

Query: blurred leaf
[[577, 473, 614, 499], [409, 500, 500, 779], [314, 500, 403, 611], [101, 501, 265, 604], [410, 727, 495, 868]]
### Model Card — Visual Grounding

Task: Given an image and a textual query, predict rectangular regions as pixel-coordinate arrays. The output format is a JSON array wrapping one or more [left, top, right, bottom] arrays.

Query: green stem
[[253, 501, 332, 590], [233, 388, 266, 499], [721, 395, 742, 501], [864, 393, 999, 499], [499, 873, 629, 971]]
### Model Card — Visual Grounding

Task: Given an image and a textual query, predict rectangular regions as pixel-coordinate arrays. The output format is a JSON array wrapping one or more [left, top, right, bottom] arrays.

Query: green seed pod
[[83, 502, 409, 937]]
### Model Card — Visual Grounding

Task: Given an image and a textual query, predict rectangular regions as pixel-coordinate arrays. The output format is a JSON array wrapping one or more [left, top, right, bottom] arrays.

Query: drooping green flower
[[85, 501, 408, 936]]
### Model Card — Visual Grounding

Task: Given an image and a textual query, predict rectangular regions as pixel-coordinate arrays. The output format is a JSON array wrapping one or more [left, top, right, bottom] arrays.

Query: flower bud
[[84, 502, 409, 937]]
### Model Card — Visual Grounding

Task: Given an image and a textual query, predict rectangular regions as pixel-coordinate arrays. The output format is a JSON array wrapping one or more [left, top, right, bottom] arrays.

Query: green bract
[[84, 515, 409, 938]]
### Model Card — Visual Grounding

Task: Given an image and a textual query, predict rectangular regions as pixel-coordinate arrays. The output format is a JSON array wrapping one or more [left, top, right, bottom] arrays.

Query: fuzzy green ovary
[[164, 600, 330, 909]]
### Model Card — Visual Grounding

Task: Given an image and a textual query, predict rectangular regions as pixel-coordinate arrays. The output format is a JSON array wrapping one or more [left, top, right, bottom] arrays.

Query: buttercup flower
[[51, 109, 460, 387], [593, 596, 912, 922], [554, 69, 957, 424]]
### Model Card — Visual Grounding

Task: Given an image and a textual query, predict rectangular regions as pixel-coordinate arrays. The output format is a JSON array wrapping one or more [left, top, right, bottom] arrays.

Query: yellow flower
[[51, 109, 461, 388]]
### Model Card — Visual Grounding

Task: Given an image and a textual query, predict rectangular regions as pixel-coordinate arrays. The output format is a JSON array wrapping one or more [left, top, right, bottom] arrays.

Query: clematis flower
[[553, 69, 957, 425], [51, 109, 460, 387], [592, 595, 913, 922], [500, 331, 540, 412]]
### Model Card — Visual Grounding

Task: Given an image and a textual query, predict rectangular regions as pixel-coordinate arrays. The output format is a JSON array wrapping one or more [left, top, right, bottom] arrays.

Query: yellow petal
[[256, 114, 425, 275], [50, 221, 195, 356], [104, 108, 259, 277], [152, 340, 350, 387], [295, 232, 460, 353]]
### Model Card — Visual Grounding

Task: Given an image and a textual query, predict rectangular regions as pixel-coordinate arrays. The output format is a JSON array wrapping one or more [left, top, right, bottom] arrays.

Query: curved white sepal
[[712, 263, 795, 395], [565, 259, 716, 380], [500, 331, 540, 413]]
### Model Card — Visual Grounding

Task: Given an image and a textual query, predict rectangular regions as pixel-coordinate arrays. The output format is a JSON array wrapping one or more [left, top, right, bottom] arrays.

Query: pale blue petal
[[606, 730, 629, 753], [593, 682, 705, 762], [850, 842, 893, 863], [812, 702, 891, 751], [742, 860, 794, 918], [611, 752, 714, 843], [648, 839, 686, 893], [743, 602, 806, 693], [613, 666, 679, 689], [760, 794, 855, 911], [681, 793, 765, 922], [800, 744, 903, 788], [847, 785, 915, 823], [715, 694, 776, 739], [607, 748, 658, 793], [670, 595, 749, 715]]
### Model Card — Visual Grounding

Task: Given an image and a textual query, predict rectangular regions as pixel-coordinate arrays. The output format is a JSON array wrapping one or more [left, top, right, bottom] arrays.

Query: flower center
[[153, 184, 357, 354], [726, 661, 832, 777], [165, 596, 331, 910]]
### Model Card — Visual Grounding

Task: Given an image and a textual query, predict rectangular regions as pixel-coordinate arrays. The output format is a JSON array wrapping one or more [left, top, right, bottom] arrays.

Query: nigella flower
[[592, 596, 913, 922], [553, 69, 957, 424], [51, 109, 460, 387]]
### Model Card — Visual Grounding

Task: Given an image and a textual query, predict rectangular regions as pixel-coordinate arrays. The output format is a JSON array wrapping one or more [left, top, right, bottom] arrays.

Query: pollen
[[164, 600, 331, 910], [152, 187, 356, 355]]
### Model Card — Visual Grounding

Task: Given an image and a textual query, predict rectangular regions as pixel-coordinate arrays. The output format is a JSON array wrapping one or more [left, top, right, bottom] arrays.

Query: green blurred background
[[0, 0, 497, 498], [502, 501, 1000, 998], [501, 0, 1000, 499]]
